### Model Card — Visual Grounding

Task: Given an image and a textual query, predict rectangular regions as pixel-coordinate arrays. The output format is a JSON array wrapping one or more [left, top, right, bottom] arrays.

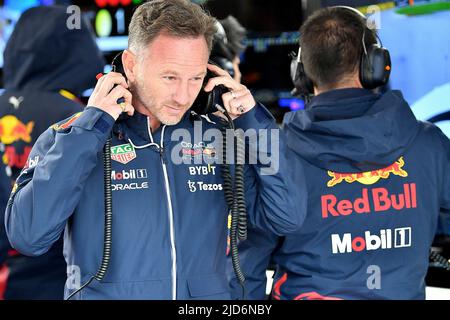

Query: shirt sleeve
[[232, 103, 307, 235]]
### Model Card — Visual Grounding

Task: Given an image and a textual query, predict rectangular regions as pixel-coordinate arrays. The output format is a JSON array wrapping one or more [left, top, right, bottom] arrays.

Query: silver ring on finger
[[238, 105, 245, 114]]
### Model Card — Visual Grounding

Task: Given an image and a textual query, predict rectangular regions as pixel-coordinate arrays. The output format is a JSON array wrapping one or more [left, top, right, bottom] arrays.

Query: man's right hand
[[88, 72, 134, 120]]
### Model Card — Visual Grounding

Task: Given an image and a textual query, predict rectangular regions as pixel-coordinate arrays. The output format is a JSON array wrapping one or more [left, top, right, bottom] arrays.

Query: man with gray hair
[[5, 0, 305, 299]]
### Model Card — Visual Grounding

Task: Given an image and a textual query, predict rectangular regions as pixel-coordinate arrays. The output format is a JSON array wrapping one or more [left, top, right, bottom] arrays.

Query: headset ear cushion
[[291, 57, 314, 96], [210, 56, 235, 79], [360, 44, 391, 89], [298, 62, 314, 95]]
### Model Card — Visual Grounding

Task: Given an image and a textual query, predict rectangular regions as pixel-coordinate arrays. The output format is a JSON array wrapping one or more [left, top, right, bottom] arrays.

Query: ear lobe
[[122, 49, 136, 82]]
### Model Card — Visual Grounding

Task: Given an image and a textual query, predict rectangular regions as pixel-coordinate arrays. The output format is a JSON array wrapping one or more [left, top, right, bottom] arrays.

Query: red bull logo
[[181, 144, 216, 159], [2, 145, 32, 168], [272, 273, 341, 300], [202, 146, 216, 157], [0, 115, 34, 144], [327, 157, 408, 187], [321, 183, 417, 218]]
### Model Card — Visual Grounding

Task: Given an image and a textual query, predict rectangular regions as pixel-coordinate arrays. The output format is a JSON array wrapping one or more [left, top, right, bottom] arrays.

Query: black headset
[[290, 6, 391, 98], [210, 20, 236, 79]]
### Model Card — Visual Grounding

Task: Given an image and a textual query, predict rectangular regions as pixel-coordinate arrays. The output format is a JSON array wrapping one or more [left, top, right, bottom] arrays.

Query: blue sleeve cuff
[[233, 103, 276, 130]]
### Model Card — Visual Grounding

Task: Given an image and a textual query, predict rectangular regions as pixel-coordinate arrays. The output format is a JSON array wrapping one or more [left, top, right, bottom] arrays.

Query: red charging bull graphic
[[0, 115, 34, 145], [272, 273, 341, 300], [0, 115, 35, 169], [322, 157, 416, 218], [2, 146, 32, 168], [327, 157, 408, 187]]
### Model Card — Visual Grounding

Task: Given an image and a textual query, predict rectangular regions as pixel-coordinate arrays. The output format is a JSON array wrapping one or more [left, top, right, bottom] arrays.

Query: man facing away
[[230, 6, 450, 300]]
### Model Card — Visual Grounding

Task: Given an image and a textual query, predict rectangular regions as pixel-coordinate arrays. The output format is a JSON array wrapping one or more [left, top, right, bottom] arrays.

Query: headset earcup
[[291, 56, 314, 96], [360, 44, 391, 89], [210, 56, 235, 79], [297, 62, 314, 96]]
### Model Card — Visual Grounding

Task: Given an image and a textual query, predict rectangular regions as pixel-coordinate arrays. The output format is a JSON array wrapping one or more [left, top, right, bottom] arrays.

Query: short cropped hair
[[300, 7, 377, 88], [128, 0, 217, 54]]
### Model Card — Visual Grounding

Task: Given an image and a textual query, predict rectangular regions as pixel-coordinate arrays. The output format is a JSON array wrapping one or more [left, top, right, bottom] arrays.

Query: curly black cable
[[234, 130, 247, 241], [230, 195, 245, 298], [430, 250, 450, 271], [95, 137, 113, 281], [221, 124, 234, 209], [218, 114, 246, 298], [67, 137, 113, 300], [217, 112, 246, 240]]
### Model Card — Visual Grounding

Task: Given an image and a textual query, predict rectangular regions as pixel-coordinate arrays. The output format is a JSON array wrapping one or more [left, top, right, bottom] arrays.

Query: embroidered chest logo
[[111, 143, 136, 164]]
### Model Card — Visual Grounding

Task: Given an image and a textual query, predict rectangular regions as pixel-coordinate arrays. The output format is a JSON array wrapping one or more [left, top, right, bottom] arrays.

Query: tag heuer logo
[[111, 143, 136, 164]]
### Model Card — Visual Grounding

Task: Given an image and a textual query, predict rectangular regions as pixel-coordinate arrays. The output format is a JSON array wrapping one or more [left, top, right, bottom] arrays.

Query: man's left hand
[[204, 63, 256, 120]]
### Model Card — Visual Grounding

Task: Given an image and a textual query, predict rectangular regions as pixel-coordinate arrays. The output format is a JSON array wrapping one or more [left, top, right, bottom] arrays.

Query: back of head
[[300, 6, 377, 90], [128, 0, 217, 55], [3, 5, 105, 95]]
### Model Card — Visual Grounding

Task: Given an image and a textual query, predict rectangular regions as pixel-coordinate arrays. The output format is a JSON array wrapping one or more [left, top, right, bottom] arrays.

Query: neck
[[314, 75, 363, 96], [133, 99, 161, 132]]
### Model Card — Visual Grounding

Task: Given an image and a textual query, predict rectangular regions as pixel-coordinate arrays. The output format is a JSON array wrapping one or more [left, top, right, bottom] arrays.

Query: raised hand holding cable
[[204, 64, 255, 119], [88, 72, 134, 120]]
